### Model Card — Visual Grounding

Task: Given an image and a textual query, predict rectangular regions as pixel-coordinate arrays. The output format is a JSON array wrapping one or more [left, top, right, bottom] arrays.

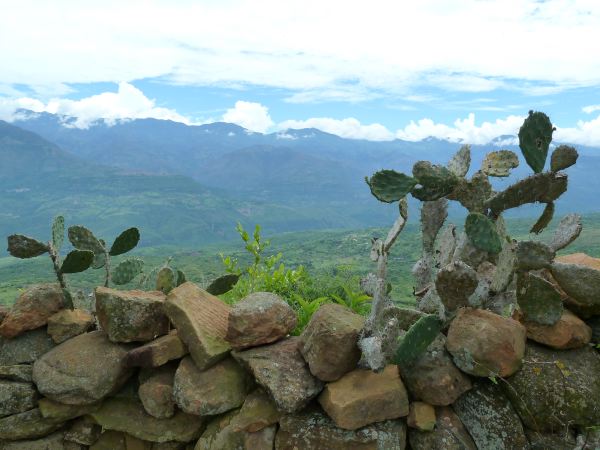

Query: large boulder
[[226, 292, 296, 350], [550, 262, 600, 317], [446, 308, 526, 377], [173, 356, 250, 416], [503, 342, 600, 431], [46, 308, 94, 344], [138, 363, 177, 419], [163, 282, 231, 370], [38, 397, 101, 422], [408, 406, 476, 450], [0, 328, 55, 365], [125, 330, 188, 368], [95, 287, 169, 343], [232, 337, 323, 413], [89, 397, 205, 443], [0, 408, 63, 440], [32, 331, 134, 405], [318, 365, 409, 430], [453, 380, 528, 450], [275, 408, 406, 450], [519, 309, 592, 349], [299, 303, 364, 381], [400, 334, 471, 406], [0, 380, 38, 418], [0, 284, 66, 338]]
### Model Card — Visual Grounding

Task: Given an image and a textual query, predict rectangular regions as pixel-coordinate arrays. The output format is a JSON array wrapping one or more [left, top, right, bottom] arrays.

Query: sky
[[1, 0, 600, 145]]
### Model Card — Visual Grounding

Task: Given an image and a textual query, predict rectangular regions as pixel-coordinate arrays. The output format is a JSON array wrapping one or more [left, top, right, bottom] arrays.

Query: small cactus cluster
[[7, 216, 94, 293], [361, 110, 582, 371]]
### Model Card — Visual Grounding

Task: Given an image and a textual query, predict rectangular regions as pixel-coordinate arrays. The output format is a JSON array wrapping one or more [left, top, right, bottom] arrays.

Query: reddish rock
[[407, 402, 436, 431], [47, 308, 94, 344], [518, 309, 591, 349], [446, 308, 526, 377], [164, 282, 231, 370], [299, 303, 364, 381], [0, 284, 66, 338], [138, 364, 176, 419], [231, 388, 280, 432], [226, 292, 296, 350], [95, 287, 169, 343], [232, 337, 323, 413], [318, 365, 409, 430], [556, 252, 600, 270], [125, 330, 188, 368], [0, 305, 8, 323]]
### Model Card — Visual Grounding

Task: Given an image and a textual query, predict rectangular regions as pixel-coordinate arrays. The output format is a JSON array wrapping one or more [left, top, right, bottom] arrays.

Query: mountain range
[[1, 110, 599, 248]]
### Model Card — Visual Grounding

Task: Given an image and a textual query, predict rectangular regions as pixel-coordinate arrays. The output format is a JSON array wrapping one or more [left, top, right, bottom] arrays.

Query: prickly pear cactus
[[435, 261, 478, 311], [7, 234, 49, 258], [365, 170, 416, 203], [447, 170, 492, 213], [411, 161, 459, 201], [112, 257, 144, 285], [518, 110, 555, 173], [465, 213, 502, 254], [206, 274, 240, 296], [60, 250, 94, 274], [394, 314, 441, 368], [448, 144, 471, 177], [550, 144, 578, 172], [51, 216, 64, 251], [68, 225, 106, 268], [109, 227, 140, 256], [517, 272, 563, 325], [530, 202, 555, 234], [156, 266, 176, 294], [550, 213, 582, 251], [482, 150, 519, 177], [516, 241, 555, 271]]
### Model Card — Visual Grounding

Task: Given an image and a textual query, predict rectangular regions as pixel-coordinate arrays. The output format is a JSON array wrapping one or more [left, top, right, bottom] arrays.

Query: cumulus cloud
[[1, 1, 600, 100], [278, 117, 395, 141], [583, 104, 600, 114], [222, 101, 274, 133], [555, 115, 600, 147], [0, 83, 190, 128]]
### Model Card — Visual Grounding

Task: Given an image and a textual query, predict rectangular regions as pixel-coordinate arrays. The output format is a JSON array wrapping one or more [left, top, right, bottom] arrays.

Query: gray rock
[[125, 330, 188, 368], [408, 406, 476, 450], [47, 308, 94, 344], [64, 416, 102, 445], [194, 410, 244, 450], [0, 408, 63, 440], [233, 337, 323, 413], [0, 430, 66, 449], [38, 397, 101, 422], [245, 425, 276, 450], [0, 364, 32, 382], [138, 363, 177, 419], [0, 380, 38, 418], [503, 342, 600, 431], [0, 328, 55, 366], [525, 429, 577, 450], [453, 380, 528, 449], [400, 335, 471, 406], [551, 262, 600, 317], [33, 331, 134, 405]]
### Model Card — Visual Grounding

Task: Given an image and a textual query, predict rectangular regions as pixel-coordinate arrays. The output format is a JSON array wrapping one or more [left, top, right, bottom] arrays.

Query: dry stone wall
[[1, 254, 600, 449]]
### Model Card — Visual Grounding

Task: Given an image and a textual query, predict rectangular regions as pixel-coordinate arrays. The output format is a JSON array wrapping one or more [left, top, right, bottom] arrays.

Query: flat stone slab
[[299, 303, 364, 381], [47, 308, 94, 344], [173, 356, 249, 416], [275, 408, 407, 450], [0, 380, 38, 418], [0, 327, 55, 366], [38, 397, 101, 422], [519, 309, 592, 349], [318, 365, 409, 430], [125, 330, 188, 368], [164, 282, 231, 370], [226, 292, 296, 350], [95, 287, 169, 343], [0, 364, 33, 382], [0, 284, 66, 338], [232, 337, 323, 413], [0, 430, 66, 450], [0, 408, 64, 441], [89, 397, 205, 443], [33, 330, 134, 404]]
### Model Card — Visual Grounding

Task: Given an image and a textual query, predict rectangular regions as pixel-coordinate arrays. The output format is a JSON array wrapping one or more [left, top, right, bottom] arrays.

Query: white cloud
[[1, 1, 600, 100], [0, 83, 190, 128], [222, 101, 274, 133], [278, 117, 395, 141], [583, 104, 600, 114], [555, 115, 600, 147]]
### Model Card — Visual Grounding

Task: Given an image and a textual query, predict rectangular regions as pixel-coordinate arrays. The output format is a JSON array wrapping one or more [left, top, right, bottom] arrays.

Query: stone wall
[[1, 256, 600, 449]]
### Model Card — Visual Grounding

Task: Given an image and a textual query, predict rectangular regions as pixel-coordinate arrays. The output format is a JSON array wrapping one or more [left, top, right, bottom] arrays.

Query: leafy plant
[[68, 225, 142, 287], [291, 294, 330, 335], [7, 215, 93, 290], [330, 285, 372, 315]]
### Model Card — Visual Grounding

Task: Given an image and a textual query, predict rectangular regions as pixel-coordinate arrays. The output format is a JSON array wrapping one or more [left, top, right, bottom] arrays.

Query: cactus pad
[[447, 170, 492, 213], [156, 267, 176, 294], [206, 274, 241, 295], [482, 150, 519, 177], [486, 172, 568, 215], [530, 202, 554, 234], [68, 225, 106, 269], [51, 216, 64, 251], [7, 234, 49, 258], [411, 161, 459, 201], [518, 110, 555, 173], [60, 250, 94, 274], [112, 257, 144, 285], [490, 240, 516, 293], [176, 269, 187, 287], [421, 198, 448, 253], [365, 170, 417, 203], [516, 241, 555, 270], [448, 144, 471, 177], [464, 213, 502, 254], [435, 261, 478, 311], [550, 213, 582, 251], [109, 227, 140, 256], [550, 145, 578, 172], [517, 272, 563, 325], [393, 314, 441, 368]]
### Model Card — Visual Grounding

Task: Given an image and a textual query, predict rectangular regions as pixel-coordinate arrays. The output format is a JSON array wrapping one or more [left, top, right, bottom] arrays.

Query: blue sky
[[1, 0, 600, 145]]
